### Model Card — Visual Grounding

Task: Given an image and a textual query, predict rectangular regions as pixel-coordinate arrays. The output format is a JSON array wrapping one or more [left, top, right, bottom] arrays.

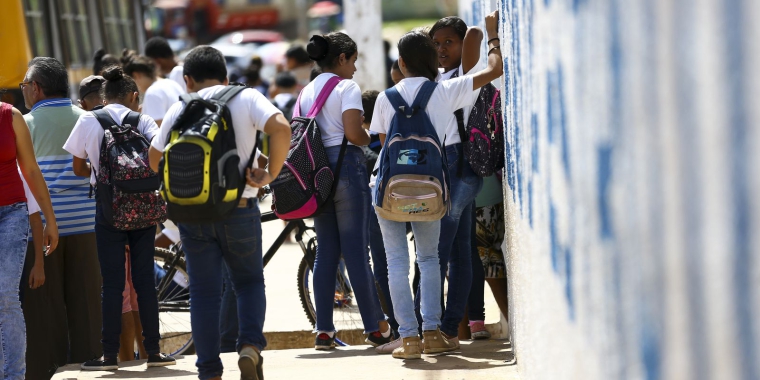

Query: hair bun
[[102, 65, 125, 81], [93, 48, 106, 62], [307, 35, 329, 61]]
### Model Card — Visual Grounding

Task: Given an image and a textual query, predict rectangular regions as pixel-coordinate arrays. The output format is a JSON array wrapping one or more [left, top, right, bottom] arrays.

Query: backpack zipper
[[388, 178, 443, 193], [390, 192, 438, 200], [387, 135, 442, 156], [283, 162, 307, 190]]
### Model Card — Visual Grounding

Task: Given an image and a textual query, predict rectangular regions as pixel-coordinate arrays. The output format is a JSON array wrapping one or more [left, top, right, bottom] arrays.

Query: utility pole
[[343, 0, 385, 91]]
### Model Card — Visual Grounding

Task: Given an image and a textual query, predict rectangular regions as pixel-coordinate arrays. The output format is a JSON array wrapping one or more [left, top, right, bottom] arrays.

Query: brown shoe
[[392, 336, 422, 359], [423, 328, 458, 354]]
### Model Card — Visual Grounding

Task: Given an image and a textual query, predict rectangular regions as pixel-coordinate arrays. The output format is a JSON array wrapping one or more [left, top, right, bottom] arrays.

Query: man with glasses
[[20, 57, 103, 380]]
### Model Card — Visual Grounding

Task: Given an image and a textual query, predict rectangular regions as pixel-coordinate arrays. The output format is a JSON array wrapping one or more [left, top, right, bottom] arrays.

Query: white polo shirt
[[296, 73, 363, 147], [151, 85, 281, 198], [142, 79, 185, 122], [63, 104, 160, 185]]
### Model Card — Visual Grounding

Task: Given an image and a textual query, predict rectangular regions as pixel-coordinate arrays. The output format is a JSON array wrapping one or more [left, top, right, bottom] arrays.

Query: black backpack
[[158, 85, 257, 223], [451, 70, 505, 177]]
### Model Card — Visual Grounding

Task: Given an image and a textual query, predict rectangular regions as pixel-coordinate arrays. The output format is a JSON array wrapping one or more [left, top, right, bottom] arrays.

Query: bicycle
[[154, 208, 367, 356]]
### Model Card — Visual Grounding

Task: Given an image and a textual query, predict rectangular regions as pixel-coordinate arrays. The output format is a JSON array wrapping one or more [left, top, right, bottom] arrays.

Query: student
[[269, 71, 299, 121], [0, 101, 58, 379], [123, 55, 185, 126], [78, 75, 105, 111], [144, 36, 186, 92], [284, 45, 314, 90], [64, 66, 176, 371], [21, 57, 102, 378], [390, 59, 404, 85], [148, 45, 291, 380], [93, 49, 120, 76], [299, 33, 390, 350], [368, 10, 502, 359], [243, 56, 269, 97], [420, 14, 492, 346], [361, 90, 399, 341]]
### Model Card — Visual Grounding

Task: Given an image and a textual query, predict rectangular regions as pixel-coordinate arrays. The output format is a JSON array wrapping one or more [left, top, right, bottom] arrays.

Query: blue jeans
[[0, 202, 29, 380], [95, 208, 160, 357], [179, 203, 265, 380], [415, 144, 483, 337], [368, 206, 399, 337], [313, 146, 384, 333], [219, 263, 238, 353], [374, 209, 442, 338]]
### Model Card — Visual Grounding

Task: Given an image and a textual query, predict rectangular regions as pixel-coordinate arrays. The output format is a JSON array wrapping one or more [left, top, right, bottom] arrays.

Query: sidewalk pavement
[[53, 339, 518, 380]]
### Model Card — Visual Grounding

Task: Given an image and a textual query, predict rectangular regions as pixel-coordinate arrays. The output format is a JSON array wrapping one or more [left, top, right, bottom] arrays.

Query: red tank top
[[0, 102, 27, 207]]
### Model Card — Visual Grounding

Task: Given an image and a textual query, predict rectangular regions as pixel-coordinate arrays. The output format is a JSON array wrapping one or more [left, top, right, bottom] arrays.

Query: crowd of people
[[0, 10, 509, 380]]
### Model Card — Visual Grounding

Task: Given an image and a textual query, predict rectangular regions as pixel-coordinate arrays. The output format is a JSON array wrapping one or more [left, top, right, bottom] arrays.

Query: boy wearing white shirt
[[148, 45, 291, 380]]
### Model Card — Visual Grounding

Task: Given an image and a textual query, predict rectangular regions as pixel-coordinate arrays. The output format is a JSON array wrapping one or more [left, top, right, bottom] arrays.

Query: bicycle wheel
[[154, 247, 195, 355], [297, 237, 365, 333]]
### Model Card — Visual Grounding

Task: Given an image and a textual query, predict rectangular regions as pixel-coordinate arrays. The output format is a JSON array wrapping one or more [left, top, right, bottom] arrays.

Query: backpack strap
[[92, 109, 119, 131], [306, 76, 343, 118], [123, 111, 141, 129], [212, 84, 246, 105], [410, 81, 437, 111], [447, 69, 468, 178]]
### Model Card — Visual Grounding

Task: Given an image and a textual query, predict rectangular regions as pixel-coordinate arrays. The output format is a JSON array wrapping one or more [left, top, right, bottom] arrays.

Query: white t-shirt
[[369, 76, 474, 144], [142, 79, 185, 122], [297, 73, 363, 147], [369, 76, 474, 188], [438, 64, 482, 143], [63, 104, 160, 185], [18, 168, 40, 215], [168, 65, 186, 93], [151, 85, 281, 198]]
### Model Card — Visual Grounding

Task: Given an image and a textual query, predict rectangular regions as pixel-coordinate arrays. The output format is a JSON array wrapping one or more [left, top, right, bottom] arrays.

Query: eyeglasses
[[19, 81, 32, 90]]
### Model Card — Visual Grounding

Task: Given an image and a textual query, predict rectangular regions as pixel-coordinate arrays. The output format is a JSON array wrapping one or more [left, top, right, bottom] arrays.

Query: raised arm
[[13, 107, 58, 253], [461, 27, 484, 74], [470, 11, 503, 91]]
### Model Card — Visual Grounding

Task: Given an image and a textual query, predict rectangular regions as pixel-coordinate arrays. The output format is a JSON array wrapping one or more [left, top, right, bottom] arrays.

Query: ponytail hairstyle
[[122, 55, 158, 80], [101, 65, 139, 102], [93, 49, 120, 75], [306, 32, 357, 70], [397, 31, 439, 82]]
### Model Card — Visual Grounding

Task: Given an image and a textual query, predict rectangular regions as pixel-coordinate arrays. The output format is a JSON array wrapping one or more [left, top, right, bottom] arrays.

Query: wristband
[[488, 46, 501, 55], [488, 37, 500, 45]]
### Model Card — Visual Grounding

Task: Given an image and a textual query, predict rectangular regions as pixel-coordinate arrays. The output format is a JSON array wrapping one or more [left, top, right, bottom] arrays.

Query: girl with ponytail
[[299, 32, 392, 350]]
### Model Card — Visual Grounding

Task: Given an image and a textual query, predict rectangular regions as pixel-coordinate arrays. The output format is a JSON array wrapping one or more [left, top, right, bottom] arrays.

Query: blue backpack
[[374, 81, 449, 222]]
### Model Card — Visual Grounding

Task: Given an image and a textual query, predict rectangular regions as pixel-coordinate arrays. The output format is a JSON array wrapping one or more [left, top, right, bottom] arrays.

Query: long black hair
[[306, 32, 357, 70], [397, 32, 438, 82], [429, 16, 468, 40], [101, 65, 138, 102]]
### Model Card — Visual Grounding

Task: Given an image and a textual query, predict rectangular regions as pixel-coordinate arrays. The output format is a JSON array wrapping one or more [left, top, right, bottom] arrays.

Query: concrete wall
[[459, 0, 760, 379]]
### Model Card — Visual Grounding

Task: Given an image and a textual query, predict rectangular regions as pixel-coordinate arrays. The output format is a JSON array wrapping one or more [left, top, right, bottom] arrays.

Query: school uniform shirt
[[168, 65, 187, 93], [297, 73, 363, 147], [63, 104, 160, 186], [141, 79, 185, 122], [438, 64, 483, 144], [151, 85, 281, 198], [368, 76, 474, 187]]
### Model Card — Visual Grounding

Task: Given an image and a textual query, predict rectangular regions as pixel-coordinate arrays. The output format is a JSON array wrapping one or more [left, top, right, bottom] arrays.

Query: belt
[[238, 197, 257, 208]]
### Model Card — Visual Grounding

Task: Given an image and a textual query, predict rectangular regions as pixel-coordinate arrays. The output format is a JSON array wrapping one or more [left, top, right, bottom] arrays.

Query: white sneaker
[[375, 337, 402, 354]]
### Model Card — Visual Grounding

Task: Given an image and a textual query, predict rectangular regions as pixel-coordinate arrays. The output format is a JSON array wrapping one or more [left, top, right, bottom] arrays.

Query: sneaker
[[81, 356, 118, 371], [315, 333, 336, 350], [146, 353, 176, 367], [365, 331, 392, 347], [422, 328, 458, 354], [375, 338, 402, 354], [238, 346, 264, 380], [469, 320, 492, 340], [392, 336, 422, 359], [441, 330, 460, 350]]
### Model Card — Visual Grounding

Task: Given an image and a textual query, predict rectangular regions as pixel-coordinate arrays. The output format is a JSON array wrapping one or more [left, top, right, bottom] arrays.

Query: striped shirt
[[24, 99, 95, 236]]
